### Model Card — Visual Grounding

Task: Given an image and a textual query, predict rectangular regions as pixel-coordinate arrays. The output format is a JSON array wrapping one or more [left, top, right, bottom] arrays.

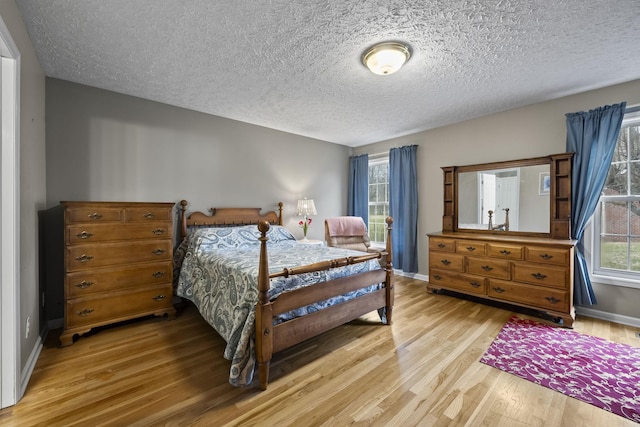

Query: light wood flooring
[[1, 276, 638, 426]]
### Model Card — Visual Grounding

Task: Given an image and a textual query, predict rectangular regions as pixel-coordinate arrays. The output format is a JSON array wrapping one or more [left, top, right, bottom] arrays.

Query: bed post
[[385, 216, 394, 325], [179, 200, 188, 240], [255, 220, 274, 389], [277, 202, 283, 226]]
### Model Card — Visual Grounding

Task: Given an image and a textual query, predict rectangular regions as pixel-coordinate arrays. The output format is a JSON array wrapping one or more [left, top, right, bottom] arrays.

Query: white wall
[[0, 1, 46, 374], [353, 79, 640, 322], [44, 78, 351, 320]]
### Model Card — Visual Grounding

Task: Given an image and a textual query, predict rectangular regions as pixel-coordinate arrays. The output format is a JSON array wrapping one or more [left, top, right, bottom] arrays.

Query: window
[[368, 157, 389, 246], [592, 107, 640, 287]]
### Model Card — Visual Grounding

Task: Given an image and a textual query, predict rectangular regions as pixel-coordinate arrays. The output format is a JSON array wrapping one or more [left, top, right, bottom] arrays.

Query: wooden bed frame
[[178, 200, 394, 389]]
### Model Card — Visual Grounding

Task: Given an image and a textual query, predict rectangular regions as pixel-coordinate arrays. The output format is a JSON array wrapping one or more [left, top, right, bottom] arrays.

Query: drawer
[[525, 246, 570, 266], [126, 206, 173, 222], [488, 279, 569, 312], [66, 240, 172, 272], [512, 262, 568, 289], [456, 240, 486, 256], [66, 223, 171, 244], [66, 207, 123, 224], [487, 243, 524, 260], [466, 257, 510, 279], [429, 268, 486, 295], [65, 261, 172, 297], [429, 237, 455, 253], [66, 284, 173, 328], [429, 252, 464, 272]]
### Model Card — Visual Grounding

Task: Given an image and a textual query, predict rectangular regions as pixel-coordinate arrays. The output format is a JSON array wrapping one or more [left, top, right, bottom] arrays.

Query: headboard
[[178, 200, 284, 240]]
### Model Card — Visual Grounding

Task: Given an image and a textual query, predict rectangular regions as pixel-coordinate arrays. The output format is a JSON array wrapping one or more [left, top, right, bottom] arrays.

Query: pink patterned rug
[[480, 316, 640, 423]]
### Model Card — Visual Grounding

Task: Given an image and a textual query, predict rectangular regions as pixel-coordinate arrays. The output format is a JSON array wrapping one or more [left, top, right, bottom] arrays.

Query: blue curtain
[[565, 102, 626, 306], [348, 154, 369, 223], [389, 145, 418, 273]]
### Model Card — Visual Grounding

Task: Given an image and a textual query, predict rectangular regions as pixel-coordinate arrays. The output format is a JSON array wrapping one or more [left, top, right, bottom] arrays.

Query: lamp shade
[[297, 198, 317, 216]]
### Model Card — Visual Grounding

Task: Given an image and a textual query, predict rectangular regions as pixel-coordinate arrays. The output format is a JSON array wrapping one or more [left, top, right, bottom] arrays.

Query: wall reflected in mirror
[[457, 164, 550, 233]]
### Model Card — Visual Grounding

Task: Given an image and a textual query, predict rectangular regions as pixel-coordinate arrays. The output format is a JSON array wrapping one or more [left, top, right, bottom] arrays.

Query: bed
[[173, 200, 394, 389]]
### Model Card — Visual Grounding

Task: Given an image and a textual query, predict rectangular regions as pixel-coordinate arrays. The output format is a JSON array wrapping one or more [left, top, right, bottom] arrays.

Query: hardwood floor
[[1, 276, 638, 426]]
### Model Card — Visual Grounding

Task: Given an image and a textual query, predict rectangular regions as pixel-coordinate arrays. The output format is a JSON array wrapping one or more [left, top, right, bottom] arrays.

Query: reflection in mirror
[[457, 164, 550, 233]]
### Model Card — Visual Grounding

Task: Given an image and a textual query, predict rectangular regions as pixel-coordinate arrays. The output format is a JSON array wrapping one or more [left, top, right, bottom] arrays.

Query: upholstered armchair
[[324, 216, 387, 266]]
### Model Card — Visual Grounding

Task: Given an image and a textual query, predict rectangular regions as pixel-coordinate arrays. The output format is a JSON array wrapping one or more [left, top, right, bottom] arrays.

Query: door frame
[[0, 15, 21, 409]]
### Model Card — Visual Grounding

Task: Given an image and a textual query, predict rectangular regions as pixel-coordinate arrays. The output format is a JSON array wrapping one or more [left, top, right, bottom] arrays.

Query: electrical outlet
[[25, 316, 30, 339]]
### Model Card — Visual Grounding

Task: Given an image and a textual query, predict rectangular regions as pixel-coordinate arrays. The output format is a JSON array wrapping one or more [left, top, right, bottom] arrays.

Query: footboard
[[254, 217, 394, 390]]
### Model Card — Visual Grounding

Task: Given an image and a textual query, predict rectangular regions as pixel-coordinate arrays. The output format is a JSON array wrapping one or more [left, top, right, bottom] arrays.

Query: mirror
[[457, 164, 550, 233], [441, 153, 573, 239]]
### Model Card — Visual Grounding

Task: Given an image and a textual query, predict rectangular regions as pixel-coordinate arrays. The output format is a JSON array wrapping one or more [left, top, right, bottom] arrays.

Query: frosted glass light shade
[[363, 42, 411, 75]]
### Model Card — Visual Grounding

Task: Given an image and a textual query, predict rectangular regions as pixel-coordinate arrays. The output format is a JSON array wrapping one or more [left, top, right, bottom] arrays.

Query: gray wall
[[44, 78, 351, 320], [353, 79, 640, 323], [0, 2, 47, 371]]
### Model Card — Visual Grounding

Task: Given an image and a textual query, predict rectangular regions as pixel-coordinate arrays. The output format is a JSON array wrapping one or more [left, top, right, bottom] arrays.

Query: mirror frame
[[441, 153, 574, 239]]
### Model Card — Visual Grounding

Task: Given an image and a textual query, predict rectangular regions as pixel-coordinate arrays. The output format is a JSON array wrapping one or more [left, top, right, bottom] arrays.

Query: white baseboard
[[576, 306, 640, 328], [394, 270, 428, 282], [20, 333, 44, 400]]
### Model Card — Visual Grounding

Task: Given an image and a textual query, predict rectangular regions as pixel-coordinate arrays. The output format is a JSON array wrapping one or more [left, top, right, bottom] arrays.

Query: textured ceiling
[[15, 0, 640, 147]]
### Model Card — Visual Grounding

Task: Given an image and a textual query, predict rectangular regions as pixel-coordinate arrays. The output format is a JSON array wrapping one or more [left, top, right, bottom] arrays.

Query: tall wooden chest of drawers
[[427, 232, 576, 327], [60, 201, 176, 346]]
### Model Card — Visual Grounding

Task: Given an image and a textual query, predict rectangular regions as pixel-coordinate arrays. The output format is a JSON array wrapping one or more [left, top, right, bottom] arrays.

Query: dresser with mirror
[[427, 153, 576, 327]]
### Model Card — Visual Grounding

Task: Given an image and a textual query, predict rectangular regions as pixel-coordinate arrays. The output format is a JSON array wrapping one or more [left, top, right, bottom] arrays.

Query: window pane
[[369, 184, 377, 202], [632, 237, 640, 273], [631, 162, 640, 195], [600, 234, 629, 270], [611, 131, 628, 163], [632, 200, 640, 236], [603, 163, 627, 195], [602, 200, 628, 234], [629, 125, 640, 161]]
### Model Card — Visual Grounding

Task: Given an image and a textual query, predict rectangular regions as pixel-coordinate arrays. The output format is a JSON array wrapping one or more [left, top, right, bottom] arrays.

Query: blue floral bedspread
[[174, 224, 384, 387]]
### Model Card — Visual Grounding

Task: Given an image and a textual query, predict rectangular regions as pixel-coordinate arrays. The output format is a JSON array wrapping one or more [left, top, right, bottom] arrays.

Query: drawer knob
[[433, 275, 442, 280], [75, 280, 94, 289], [152, 248, 166, 256], [492, 287, 505, 293], [75, 254, 94, 263], [437, 243, 445, 248], [76, 231, 94, 239], [87, 213, 103, 220], [499, 250, 511, 255], [143, 212, 155, 219], [440, 259, 451, 266], [481, 265, 493, 271], [466, 246, 476, 252], [152, 271, 165, 278], [153, 294, 166, 302], [531, 272, 548, 280], [152, 228, 165, 235], [469, 281, 481, 288], [539, 254, 553, 260], [76, 308, 94, 317], [545, 296, 561, 304]]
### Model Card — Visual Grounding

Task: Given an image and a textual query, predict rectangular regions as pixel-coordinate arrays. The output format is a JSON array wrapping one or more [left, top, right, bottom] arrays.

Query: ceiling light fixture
[[362, 42, 411, 76]]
